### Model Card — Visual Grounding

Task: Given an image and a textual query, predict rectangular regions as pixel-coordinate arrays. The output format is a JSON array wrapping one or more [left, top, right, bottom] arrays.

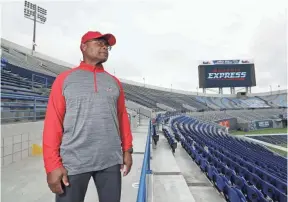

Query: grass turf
[[267, 146, 287, 158], [230, 128, 287, 135]]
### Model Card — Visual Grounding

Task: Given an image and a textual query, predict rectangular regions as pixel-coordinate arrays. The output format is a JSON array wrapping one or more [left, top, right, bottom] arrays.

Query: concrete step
[[153, 175, 195, 202], [152, 135, 180, 174], [152, 134, 195, 202]]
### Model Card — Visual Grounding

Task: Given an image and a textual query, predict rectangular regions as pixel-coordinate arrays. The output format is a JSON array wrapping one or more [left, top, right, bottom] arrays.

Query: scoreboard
[[198, 60, 256, 88]]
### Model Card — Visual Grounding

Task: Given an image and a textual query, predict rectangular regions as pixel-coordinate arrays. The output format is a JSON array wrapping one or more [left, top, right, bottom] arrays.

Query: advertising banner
[[218, 120, 230, 128], [255, 120, 273, 129], [216, 118, 237, 130]]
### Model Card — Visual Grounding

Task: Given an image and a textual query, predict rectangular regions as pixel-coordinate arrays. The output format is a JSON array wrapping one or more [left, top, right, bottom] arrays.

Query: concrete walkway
[[2, 119, 225, 202], [152, 132, 225, 202], [1, 120, 150, 202], [152, 134, 196, 202]]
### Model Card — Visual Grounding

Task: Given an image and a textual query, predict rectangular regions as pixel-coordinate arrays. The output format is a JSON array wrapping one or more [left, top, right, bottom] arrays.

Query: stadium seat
[[226, 186, 246, 202], [168, 114, 287, 202], [246, 185, 265, 202]]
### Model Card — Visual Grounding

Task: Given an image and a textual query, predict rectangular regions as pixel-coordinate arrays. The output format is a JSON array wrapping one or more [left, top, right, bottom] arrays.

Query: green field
[[267, 146, 287, 157], [231, 128, 287, 135]]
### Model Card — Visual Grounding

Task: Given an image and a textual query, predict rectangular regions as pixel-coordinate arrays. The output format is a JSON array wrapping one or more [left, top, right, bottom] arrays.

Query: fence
[[1, 93, 48, 123], [136, 120, 153, 202]]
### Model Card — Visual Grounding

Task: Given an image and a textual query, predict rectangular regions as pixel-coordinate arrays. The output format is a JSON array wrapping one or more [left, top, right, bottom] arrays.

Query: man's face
[[81, 38, 111, 63]]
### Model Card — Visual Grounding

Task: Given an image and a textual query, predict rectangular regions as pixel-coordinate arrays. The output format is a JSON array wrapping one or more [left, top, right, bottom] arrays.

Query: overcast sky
[[1, 0, 287, 94]]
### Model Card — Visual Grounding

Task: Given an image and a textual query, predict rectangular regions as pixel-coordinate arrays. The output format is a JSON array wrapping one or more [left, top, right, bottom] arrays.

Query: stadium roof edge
[[1, 38, 75, 68]]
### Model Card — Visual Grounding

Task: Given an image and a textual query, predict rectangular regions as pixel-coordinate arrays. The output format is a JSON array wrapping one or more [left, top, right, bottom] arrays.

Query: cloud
[[249, 10, 287, 89]]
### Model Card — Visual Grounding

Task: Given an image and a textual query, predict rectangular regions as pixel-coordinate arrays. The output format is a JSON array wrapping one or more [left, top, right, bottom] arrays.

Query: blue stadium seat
[[274, 188, 287, 202], [165, 114, 287, 202], [214, 173, 230, 193], [246, 185, 265, 202], [226, 186, 246, 202]]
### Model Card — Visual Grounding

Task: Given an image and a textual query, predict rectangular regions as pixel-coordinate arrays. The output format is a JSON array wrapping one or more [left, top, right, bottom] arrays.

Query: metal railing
[[136, 120, 153, 202], [1, 93, 48, 123], [32, 74, 48, 88]]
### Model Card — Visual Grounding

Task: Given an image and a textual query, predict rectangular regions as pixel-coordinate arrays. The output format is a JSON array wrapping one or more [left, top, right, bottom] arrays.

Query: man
[[42, 31, 133, 202]]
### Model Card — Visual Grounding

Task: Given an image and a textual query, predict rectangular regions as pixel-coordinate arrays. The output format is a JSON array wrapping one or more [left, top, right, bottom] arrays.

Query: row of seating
[[199, 95, 287, 109], [1, 58, 55, 86], [1, 70, 49, 124], [2, 52, 288, 113], [248, 135, 287, 146], [164, 115, 287, 202], [123, 82, 288, 112], [183, 140, 285, 202], [259, 94, 287, 108], [151, 124, 160, 146], [1, 69, 49, 96], [2, 38, 288, 113], [178, 117, 287, 179], [190, 109, 286, 123], [162, 128, 177, 153]]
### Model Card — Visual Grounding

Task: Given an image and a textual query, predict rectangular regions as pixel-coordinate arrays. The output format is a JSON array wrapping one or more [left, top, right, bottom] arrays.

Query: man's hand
[[121, 151, 133, 176], [47, 167, 69, 194]]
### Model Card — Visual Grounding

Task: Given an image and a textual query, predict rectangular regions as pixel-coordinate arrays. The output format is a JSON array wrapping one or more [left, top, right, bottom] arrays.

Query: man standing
[[42, 31, 133, 202]]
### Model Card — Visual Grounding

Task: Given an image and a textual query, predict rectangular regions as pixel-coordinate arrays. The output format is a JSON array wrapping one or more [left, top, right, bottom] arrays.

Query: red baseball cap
[[81, 31, 116, 46]]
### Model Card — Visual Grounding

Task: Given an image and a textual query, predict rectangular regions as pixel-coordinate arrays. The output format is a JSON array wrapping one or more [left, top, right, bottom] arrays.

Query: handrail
[[136, 120, 152, 202], [32, 74, 48, 88]]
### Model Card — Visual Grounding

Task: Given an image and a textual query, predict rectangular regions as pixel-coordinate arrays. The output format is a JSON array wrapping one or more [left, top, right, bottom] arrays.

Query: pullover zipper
[[93, 70, 98, 92]]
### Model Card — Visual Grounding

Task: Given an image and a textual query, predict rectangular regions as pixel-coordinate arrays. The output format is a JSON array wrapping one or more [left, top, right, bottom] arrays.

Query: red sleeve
[[42, 71, 70, 174], [115, 79, 133, 152]]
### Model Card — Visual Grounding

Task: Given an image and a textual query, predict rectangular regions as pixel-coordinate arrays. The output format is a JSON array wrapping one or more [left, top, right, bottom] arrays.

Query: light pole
[[143, 77, 145, 87], [269, 85, 272, 95], [24, 0, 47, 54]]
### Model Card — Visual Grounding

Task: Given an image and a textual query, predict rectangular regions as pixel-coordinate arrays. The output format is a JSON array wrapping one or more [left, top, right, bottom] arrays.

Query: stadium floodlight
[[24, 0, 47, 53]]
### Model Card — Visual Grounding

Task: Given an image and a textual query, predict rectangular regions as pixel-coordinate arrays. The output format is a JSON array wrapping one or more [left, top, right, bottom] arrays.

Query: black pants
[[56, 164, 121, 202]]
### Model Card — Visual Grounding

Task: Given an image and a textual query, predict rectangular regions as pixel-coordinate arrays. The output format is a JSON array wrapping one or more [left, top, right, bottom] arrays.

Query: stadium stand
[[259, 94, 288, 108], [1, 38, 70, 123], [167, 115, 287, 202], [1, 38, 287, 202], [227, 110, 280, 122], [0, 36, 287, 131], [189, 111, 235, 122], [122, 83, 159, 110], [239, 97, 271, 108], [1, 68, 49, 123], [189, 108, 285, 124], [162, 127, 177, 153], [122, 83, 211, 112], [248, 135, 287, 146], [2, 58, 286, 128]]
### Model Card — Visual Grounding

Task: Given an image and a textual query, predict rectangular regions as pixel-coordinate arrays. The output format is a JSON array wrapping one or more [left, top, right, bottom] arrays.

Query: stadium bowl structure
[[1, 38, 287, 202]]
